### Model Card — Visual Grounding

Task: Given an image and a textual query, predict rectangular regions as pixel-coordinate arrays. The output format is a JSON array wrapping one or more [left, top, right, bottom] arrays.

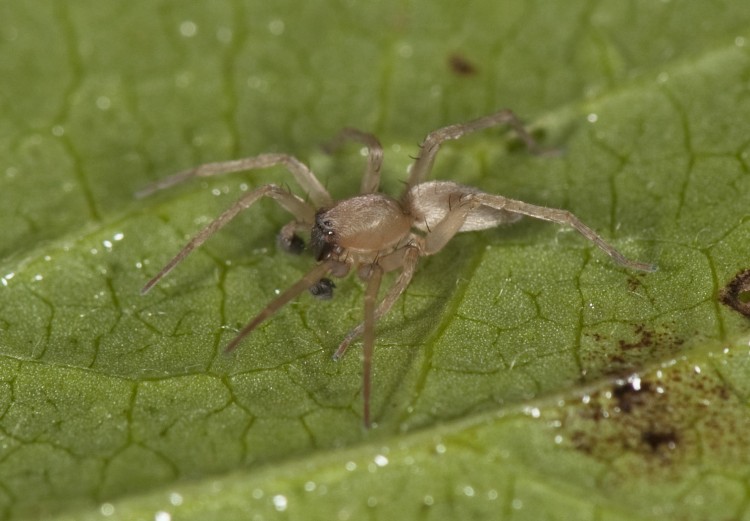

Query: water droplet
[[1, 272, 14, 287], [96, 96, 111, 110], [155, 511, 172, 521], [525, 406, 541, 418], [100, 503, 115, 516], [169, 492, 183, 506], [268, 19, 285, 36], [423, 495, 434, 506], [179, 21, 197, 38], [272, 494, 288, 512], [345, 461, 357, 471], [373, 454, 388, 467], [51, 125, 65, 137], [587, 113, 598, 123], [397, 44, 413, 58], [435, 443, 446, 454], [252, 488, 264, 499], [304, 481, 316, 492], [736, 36, 746, 47], [463, 485, 475, 497]]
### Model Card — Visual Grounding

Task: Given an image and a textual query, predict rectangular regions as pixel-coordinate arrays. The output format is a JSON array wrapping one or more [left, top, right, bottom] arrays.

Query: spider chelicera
[[139, 109, 655, 427]]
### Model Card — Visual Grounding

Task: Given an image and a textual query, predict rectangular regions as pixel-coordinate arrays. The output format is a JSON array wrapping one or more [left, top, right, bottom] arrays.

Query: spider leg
[[323, 128, 383, 194], [421, 194, 478, 255], [224, 260, 336, 353], [361, 264, 384, 428], [136, 153, 333, 208], [474, 193, 657, 272], [333, 246, 420, 360], [141, 184, 316, 294], [407, 109, 541, 188]]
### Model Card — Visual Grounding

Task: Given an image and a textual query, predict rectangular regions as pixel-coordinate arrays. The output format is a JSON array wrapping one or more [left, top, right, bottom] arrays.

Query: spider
[[139, 109, 655, 427]]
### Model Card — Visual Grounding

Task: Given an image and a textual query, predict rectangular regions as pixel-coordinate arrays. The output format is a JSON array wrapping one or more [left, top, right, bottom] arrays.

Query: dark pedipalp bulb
[[309, 277, 336, 299], [277, 232, 305, 254]]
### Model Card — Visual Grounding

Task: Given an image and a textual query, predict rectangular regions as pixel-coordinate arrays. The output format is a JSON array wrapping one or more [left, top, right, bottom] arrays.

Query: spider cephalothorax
[[139, 110, 655, 427]]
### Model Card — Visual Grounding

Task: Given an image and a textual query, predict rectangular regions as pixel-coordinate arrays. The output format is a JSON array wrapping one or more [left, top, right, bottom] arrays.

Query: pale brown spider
[[139, 110, 655, 427]]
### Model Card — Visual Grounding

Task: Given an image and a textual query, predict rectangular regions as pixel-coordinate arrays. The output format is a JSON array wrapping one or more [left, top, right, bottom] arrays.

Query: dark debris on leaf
[[719, 268, 750, 318], [447, 53, 479, 76], [562, 362, 739, 472]]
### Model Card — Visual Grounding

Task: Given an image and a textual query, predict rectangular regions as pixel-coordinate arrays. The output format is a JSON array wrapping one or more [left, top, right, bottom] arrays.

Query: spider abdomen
[[409, 180, 521, 232]]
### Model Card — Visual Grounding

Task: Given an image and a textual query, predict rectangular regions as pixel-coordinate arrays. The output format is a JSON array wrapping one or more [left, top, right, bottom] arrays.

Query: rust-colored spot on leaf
[[719, 268, 750, 317], [447, 53, 478, 76], [641, 429, 679, 452], [618, 324, 654, 350]]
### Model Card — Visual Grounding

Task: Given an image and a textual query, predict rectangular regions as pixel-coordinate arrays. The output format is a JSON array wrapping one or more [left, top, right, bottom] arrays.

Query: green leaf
[[2, 1, 750, 520]]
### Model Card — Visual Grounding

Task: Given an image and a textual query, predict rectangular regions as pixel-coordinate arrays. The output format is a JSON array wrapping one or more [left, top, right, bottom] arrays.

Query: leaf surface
[[2, 1, 750, 520]]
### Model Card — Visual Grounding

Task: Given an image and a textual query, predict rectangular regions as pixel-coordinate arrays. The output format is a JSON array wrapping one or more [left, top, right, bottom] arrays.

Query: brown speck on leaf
[[561, 358, 743, 475], [627, 274, 643, 292], [618, 324, 654, 350], [448, 53, 478, 76], [719, 268, 750, 317], [641, 429, 678, 452]]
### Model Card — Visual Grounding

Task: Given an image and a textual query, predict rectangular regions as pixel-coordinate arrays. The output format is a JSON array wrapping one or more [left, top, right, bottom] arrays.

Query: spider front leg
[[141, 184, 316, 294], [224, 260, 337, 353], [323, 128, 384, 194]]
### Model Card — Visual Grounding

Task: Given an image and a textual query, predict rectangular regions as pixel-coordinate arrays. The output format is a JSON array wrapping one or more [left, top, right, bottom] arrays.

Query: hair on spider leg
[[139, 108, 656, 428]]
